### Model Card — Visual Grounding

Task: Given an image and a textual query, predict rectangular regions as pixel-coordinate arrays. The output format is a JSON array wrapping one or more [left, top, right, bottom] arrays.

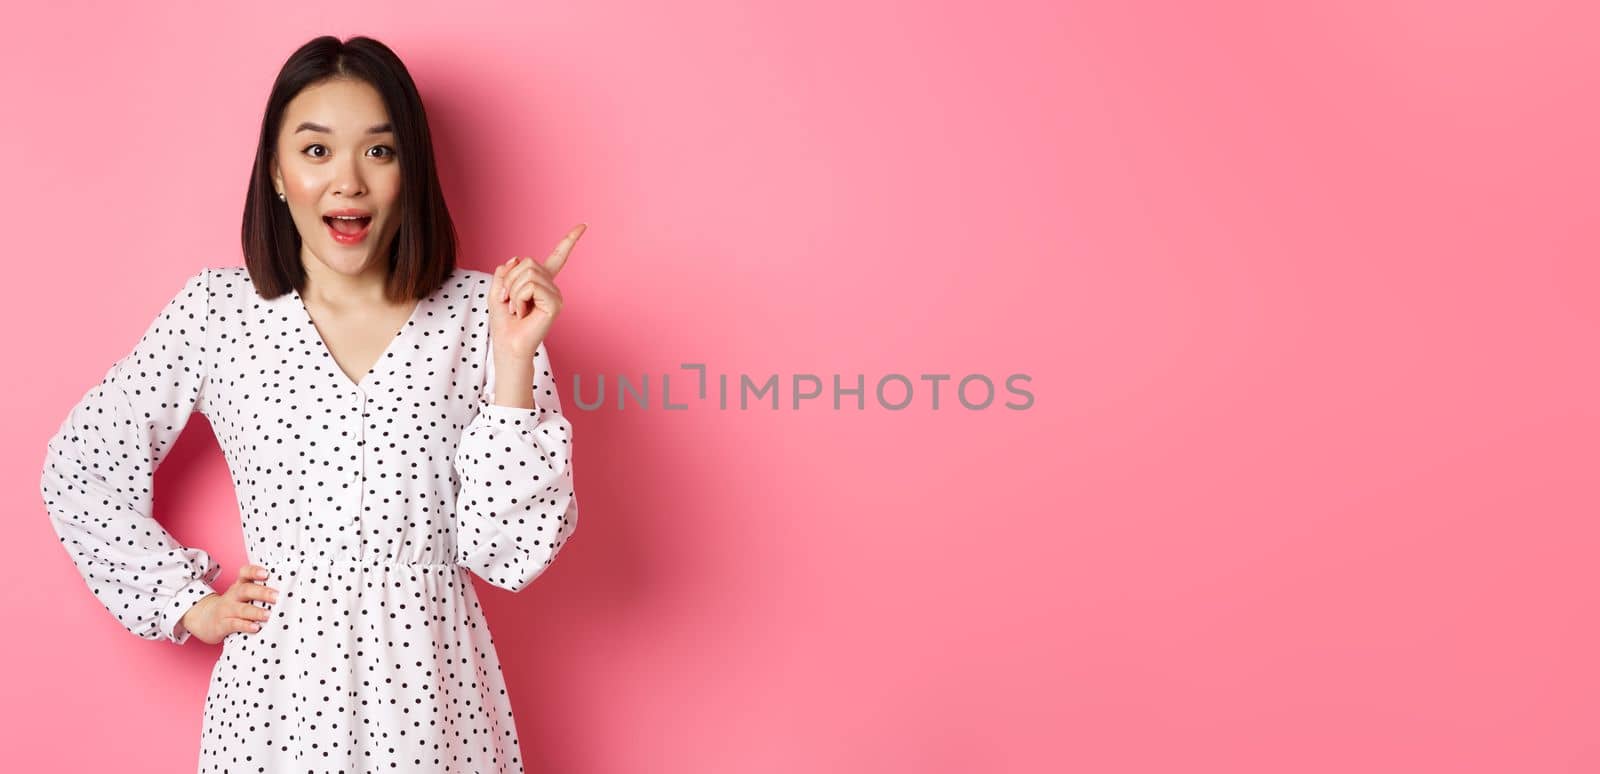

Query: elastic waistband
[[250, 553, 460, 570]]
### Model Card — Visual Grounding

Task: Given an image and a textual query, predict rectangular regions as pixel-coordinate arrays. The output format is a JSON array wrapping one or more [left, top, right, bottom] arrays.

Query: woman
[[39, 35, 583, 772]]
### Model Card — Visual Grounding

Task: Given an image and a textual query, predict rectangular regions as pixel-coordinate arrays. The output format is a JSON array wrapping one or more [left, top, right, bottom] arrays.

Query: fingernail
[[251, 623, 261, 631]]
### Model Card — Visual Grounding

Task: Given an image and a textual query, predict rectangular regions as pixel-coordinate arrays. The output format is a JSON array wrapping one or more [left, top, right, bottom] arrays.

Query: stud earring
[[277, 192, 286, 202]]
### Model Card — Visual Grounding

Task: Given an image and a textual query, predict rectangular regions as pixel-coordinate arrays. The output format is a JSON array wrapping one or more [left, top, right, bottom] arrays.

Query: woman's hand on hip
[[179, 563, 280, 645]]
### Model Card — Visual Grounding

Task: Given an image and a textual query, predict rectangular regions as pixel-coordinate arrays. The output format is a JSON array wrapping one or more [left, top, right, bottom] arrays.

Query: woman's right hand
[[179, 564, 279, 645]]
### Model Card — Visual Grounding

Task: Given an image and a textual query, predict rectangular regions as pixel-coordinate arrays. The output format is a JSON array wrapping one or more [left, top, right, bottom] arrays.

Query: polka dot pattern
[[40, 266, 579, 772]]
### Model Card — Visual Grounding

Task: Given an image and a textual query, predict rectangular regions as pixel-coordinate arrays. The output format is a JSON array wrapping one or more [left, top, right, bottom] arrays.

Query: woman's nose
[[332, 160, 366, 197]]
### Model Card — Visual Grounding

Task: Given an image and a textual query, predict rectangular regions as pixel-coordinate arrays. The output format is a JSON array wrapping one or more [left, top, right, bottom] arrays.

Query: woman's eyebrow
[[293, 121, 394, 134]]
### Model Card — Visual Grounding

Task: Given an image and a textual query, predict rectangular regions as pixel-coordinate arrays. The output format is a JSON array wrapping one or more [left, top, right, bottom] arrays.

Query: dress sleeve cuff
[[161, 576, 217, 645], [477, 402, 550, 434]]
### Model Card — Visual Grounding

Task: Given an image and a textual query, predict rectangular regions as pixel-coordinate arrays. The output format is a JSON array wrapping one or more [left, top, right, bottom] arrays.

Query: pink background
[[3, 1, 1597, 771]]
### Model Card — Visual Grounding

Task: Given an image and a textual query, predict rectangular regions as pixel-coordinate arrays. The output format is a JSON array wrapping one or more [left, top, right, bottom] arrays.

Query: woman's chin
[[305, 248, 375, 276]]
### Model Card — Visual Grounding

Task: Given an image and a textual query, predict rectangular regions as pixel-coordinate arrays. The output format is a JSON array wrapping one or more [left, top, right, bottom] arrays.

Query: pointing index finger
[[542, 223, 587, 277]]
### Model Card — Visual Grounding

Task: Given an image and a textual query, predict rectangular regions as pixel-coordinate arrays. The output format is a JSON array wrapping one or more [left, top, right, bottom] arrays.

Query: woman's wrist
[[491, 352, 536, 409], [178, 592, 218, 638]]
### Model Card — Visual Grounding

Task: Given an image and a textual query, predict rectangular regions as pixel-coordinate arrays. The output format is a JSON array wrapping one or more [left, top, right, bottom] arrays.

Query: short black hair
[[240, 35, 457, 302]]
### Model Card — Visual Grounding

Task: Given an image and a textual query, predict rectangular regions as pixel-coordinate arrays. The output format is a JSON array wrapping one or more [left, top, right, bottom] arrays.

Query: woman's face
[[271, 77, 403, 279]]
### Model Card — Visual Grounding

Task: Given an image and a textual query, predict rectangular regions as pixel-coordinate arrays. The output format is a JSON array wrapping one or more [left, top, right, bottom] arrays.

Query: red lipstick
[[322, 208, 373, 246]]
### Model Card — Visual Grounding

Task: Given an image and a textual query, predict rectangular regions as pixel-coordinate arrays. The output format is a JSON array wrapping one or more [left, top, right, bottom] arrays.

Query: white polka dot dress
[[39, 265, 579, 772]]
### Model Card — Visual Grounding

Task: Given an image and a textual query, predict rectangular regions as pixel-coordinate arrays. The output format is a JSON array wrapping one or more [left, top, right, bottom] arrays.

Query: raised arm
[[452, 340, 579, 592]]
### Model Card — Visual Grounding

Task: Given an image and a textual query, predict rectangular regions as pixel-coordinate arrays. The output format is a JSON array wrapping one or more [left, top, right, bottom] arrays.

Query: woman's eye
[[300, 144, 393, 159]]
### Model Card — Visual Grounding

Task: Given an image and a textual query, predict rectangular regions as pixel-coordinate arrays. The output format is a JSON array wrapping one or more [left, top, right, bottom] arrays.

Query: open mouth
[[323, 215, 373, 244]]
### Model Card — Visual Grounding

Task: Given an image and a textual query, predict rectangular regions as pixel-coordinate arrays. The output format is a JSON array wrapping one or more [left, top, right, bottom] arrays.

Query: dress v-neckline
[[289, 282, 431, 392]]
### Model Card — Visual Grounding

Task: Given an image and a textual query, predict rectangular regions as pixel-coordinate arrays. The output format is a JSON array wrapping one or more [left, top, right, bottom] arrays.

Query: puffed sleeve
[[453, 340, 579, 592], [39, 268, 221, 645]]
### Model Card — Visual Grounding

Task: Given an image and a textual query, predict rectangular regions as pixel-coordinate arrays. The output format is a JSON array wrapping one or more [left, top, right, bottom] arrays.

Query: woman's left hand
[[490, 223, 586, 359]]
